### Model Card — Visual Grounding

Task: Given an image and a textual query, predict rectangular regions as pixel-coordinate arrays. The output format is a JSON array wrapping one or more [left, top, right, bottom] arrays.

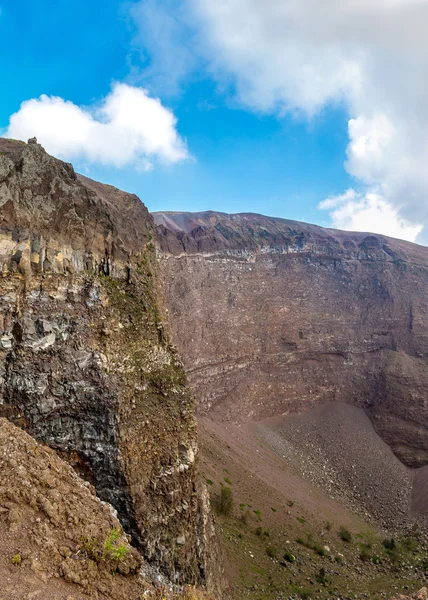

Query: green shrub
[[382, 538, 396, 551], [283, 550, 296, 563], [224, 477, 232, 485], [339, 527, 352, 542], [316, 567, 328, 585], [104, 528, 129, 562], [206, 479, 214, 486], [11, 553, 21, 566], [266, 545, 277, 558], [313, 543, 326, 557], [80, 536, 100, 561], [359, 545, 371, 562], [253, 510, 262, 521], [239, 509, 250, 525], [255, 526, 263, 536], [218, 486, 234, 516]]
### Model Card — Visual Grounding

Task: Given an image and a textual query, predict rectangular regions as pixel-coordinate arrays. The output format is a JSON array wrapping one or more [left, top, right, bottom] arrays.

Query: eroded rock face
[[0, 139, 220, 593], [154, 210, 428, 469]]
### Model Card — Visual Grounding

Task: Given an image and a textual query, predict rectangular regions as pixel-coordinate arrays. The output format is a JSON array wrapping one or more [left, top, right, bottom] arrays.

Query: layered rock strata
[[0, 139, 220, 592], [154, 210, 428, 469]]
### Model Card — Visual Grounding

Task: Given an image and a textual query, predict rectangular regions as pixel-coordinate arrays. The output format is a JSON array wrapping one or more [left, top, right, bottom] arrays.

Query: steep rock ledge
[[0, 139, 221, 594], [154, 210, 428, 470]]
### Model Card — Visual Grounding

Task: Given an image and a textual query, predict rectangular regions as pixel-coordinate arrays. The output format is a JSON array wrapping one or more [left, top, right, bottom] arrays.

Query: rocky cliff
[[154, 210, 428, 469], [0, 139, 220, 594]]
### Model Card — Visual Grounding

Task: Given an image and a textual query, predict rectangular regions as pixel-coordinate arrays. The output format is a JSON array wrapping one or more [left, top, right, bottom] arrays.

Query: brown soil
[[0, 418, 147, 600]]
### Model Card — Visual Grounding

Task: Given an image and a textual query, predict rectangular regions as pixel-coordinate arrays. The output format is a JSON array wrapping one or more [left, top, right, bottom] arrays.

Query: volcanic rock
[[0, 139, 221, 594], [154, 210, 428, 470]]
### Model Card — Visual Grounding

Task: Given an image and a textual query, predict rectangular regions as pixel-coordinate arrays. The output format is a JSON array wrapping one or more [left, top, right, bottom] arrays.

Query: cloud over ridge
[[5, 83, 188, 170], [134, 0, 428, 241]]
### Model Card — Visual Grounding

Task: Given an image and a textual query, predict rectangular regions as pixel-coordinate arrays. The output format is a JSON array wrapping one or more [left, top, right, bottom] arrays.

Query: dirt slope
[[253, 403, 417, 527], [0, 417, 144, 600], [199, 410, 428, 599]]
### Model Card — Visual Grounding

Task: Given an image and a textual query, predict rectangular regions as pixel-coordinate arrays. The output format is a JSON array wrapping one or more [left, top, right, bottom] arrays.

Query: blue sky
[[1, 0, 427, 242]]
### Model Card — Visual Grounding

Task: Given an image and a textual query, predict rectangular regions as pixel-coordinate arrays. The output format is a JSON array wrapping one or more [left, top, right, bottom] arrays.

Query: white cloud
[[5, 83, 188, 169], [319, 189, 423, 242], [133, 0, 428, 241], [129, 0, 197, 95]]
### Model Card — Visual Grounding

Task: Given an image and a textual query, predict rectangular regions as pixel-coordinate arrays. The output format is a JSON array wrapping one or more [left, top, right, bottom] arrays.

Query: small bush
[[287, 500, 295, 507], [283, 550, 296, 563], [239, 509, 250, 525], [11, 553, 21, 566], [218, 486, 234, 516], [316, 567, 328, 586], [296, 516, 306, 524], [359, 545, 371, 562], [334, 555, 343, 564], [313, 543, 326, 557], [255, 527, 263, 536], [325, 521, 332, 531], [266, 545, 277, 558], [224, 477, 232, 485], [80, 536, 100, 561], [383, 538, 396, 551], [206, 479, 214, 486], [339, 527, 352, 542], [104, 528, 129, 562], [253, 509, 262, 521]]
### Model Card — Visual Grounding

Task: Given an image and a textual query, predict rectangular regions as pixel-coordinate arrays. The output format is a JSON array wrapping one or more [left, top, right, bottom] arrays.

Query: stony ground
[[199, 408, 428, 600], [392, 587, 428, 600], [253, 403, 418, 530]]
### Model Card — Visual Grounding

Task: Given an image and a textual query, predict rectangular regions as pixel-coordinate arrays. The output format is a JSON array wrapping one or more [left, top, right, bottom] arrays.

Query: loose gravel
[[254, 402, 414, 530]]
